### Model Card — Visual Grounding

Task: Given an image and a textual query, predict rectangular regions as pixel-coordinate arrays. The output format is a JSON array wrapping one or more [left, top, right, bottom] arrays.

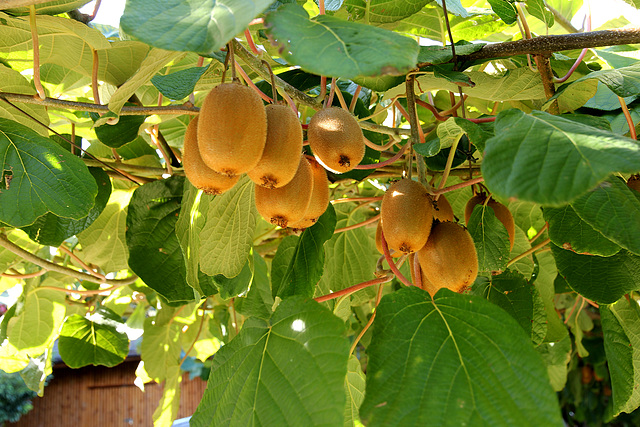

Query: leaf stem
[[354, 143, 408, 170], [619, 96, 637, 140], [234, 60, 273, 103], [314, 275, 392, 303], [91, 49, 101, 105], [506, 238, 551, 268], [1, 269, 47, 279], [349, 85, 362, 113], [0, 233, 138, 286], [58, 244, 106, 281], [529, 222, 549, 243], [179, 303, 207, 366], [29, 6, 46, 100], [334, 214, 380, 234], [349, 283, 384, 355], [331, 196, 382, 205], [381, 229, 414, 287], [431, 177, 484, 195], [244, 29, 260, 55], [334, 84, 349, 110]]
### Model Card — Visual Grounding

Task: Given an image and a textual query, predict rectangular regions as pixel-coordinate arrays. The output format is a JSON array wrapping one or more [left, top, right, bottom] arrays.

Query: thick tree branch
[[455, 28, 640, 63]]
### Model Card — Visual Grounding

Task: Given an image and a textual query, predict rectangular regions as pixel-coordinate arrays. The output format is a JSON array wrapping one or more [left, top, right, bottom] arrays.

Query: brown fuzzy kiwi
[[248, 104, 303, 189], [182, 116, 240, 195], [417, 221, 478, 296], [431, 194, 454, 222], [254, 155, 314, 228], [464, 193, 515, 250], [197, 82, 267, 176], [307, 107, 365, 173], [375, 221, 402, 257], [628, 175, 640, 192], [288, 158, 330, 229], [381, 179, 433, 254]]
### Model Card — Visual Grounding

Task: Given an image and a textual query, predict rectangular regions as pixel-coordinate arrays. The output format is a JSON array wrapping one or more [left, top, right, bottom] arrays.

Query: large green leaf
[[4, 0, 92, 15], [272, 205, 337, 299], [191, 297, 350, 427], [570, 176, 640, 256], [601, 298, 640, 416], [176, 182, 218, 296], [551, 244, 640, 304], [473, 270, 547, 345], [536, 333, 571, 392], [22, 168, 111, 247], [0, 118, 97, 227], [544, 204, 622, 257], [152, 366, 183, 426], [77, 189, 132, 274], [487, 0, 517, 24], [467, 204, 511, 273], [7, 287, 66, 356], [264, 4, 419, 79], [120, 0, 274, 55], [126, 176, 197, 304], [234, 252, 273, 320], [344, 355, 366, 427], [482, 110, 640, 206], [140, 316, 182, 382], [58, 309, 129, 368], [369, 0, 436, 23], [525, 0, 554, 27], [199, 176, 257, 279], [0, 65, 49, 135], [360, 287, 563, 426], [571, 62, 640, 98]]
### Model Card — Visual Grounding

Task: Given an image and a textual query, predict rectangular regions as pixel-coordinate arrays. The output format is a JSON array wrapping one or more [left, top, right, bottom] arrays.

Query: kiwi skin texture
[[465, 194, 515, 250], [628, 175, 640, 192], [431, 194, 454, 222], [417, 221, 478, 297], [248, 104, 303, 189], [182, 116, 240, 195], [288, 157, 330, 229], [254, 155, 314, 228], [375, 221, 402, 258], [307, 107, 365, 174], [381, 179, 433, 254], [197, 83, 267, 176]]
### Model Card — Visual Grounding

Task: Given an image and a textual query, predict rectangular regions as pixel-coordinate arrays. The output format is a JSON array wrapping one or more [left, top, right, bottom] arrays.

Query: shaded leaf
[[140, 316, 181, 382], [360, 287, 563, 426], [265, 4, 419, 79], [0, 65, 49, 135], [344, 355, 366, 427], [151, 65, 209, 100], [551, 244, 640, 304], [191, 297, 349, 426], [482, 109, 640, 206], [0, 118, 97, 227], [90, 110, 147, 148], [368, 0, 436, 23], [487, 0, 517, 24], [467, 204, 511, 273], [235, 252, 274, 320], [536, 333, 571, 392]]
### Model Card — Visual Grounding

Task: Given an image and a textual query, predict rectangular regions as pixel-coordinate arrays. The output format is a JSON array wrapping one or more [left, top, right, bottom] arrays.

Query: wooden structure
[[10, 360, 207, 427]]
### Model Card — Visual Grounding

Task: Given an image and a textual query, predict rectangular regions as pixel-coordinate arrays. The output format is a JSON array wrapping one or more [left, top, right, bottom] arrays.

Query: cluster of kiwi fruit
[[376, 179, 516, 296], [183, 81, 366, 229]]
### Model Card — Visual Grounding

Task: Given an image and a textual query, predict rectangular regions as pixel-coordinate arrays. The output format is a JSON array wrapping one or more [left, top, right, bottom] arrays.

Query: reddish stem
[[381, 230, 413, 287], [413, 254, 422, 289], [334, 214, 380, 234], [619, 96, 637, 140], [244, 29, 260, 55], [432, 177, 485, 195], [355, 143, 408, 170], [314, 276, 392, 303], [467, 116, 496, 123], [554, 48, 588, 83], [331, 196, 382, 204], [349, 85, 362, 113], [234, 60, 273, 103], [415, 98, 448, 121]]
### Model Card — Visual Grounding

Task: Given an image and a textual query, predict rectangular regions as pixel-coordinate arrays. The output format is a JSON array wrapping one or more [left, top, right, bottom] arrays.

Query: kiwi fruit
[[381, 179, 433, 254], [628, 175, 640, 192], [375, 221, 401, 257], [248, 104, 303, 189], [197, 82, 267, 176], [465, 193, 515, 250], [254, 155, 314, 228], [288, 157, 330, 229], [182, 116, 240, 195], [417, 221, 478, 296], [431, 194, 454, 222], [307, 107, 365, 173]]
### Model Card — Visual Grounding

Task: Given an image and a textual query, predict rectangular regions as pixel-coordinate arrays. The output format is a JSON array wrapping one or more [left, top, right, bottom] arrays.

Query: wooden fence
[[11, 360, 208, 427]]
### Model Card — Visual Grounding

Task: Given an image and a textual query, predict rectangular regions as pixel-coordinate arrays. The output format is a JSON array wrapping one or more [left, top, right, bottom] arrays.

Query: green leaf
[[551, 244, 640, 304], [199, 176, 257, 278], [317, 204, 378, 304], [151, 65, 209, 100], [344, 355, 366, 427], [213, 258, 252, 299], [191, 297, 350, 427], [120, 0, 274, 55], [368, 0, 436, 23], [572, 62, 640, 98], [418, 43, 485, 65], [126, 176, 197, 304], [0, 64, 49, 135], [601, 298, 640, 416], [176, 182, 218, 296], [536, 333, 571, 392], [0, 118, 98, 227], [544, 204, 621, 257], [140, 316, 181, 382], [5, 0, 92, 15], [436, 0, 468, 17], [473, 270, 547, 345], [58, 311, 129, 368], [235, 252, 274, 320], [90, 110, 147, 148], [264, 4, 419, 79], [20, 351, 52, 396], [487, 0, 518, 24], [272, 205, 337, 299], [22, 167, 112, 247], [482, 109, 640, 206], [525, 0, 554, 27], [359, 287, 563, 426], [467, 204, 511, 273], [77, 189, 132, 274], [570, 176, 640, 256], [7, 287, 66, 355], [152, 366, 182, 426], [584, 82, 638, 111], [437, 117, 485, 151]]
